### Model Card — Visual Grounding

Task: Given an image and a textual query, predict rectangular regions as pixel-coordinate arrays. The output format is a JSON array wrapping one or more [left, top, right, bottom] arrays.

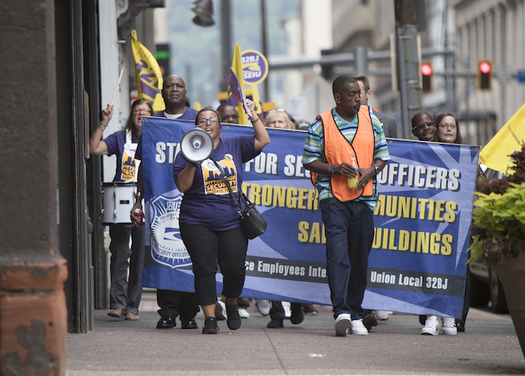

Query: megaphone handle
[[211, 159, 243, 215]]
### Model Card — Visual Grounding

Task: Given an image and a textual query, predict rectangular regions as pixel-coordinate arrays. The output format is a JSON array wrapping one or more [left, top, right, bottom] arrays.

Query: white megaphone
[[180, 128, 214, 163]]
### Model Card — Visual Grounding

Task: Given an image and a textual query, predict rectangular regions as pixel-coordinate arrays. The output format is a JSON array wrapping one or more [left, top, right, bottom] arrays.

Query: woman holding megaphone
[[173, 99, 270, 334]]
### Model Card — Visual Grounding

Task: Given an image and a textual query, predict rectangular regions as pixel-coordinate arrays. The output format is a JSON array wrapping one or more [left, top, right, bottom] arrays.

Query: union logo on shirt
[[200, 158, 237, 195], [121, 150, 139, 182]]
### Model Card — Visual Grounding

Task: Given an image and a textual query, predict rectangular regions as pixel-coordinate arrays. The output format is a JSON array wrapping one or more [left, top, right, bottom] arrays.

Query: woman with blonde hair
[[264, 109, 296, 129]]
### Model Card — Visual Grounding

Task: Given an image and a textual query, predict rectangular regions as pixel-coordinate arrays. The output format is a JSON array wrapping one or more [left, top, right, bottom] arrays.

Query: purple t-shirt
[[135, 107, 199, 160], [104, 130, 138, 182], [173, 136, 258, 231]]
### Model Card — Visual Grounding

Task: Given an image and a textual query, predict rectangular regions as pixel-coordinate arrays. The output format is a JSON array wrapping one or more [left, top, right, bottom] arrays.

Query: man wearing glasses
[[411, 112, 436, 141]]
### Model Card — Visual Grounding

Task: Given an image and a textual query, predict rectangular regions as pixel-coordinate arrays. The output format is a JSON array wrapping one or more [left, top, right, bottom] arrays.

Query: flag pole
[[109, 67, 125, 106]]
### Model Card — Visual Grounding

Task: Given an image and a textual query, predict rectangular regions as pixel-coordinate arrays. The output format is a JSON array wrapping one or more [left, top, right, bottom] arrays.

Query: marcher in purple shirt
[[173, 101, 270, 334], [90, 98, 152, 321]]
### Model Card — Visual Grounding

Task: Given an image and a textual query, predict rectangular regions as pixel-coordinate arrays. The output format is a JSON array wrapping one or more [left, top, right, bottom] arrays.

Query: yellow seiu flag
[[231, 44, 249, 125], [480, 102, 525, 174], [131, 30, 165, 113]]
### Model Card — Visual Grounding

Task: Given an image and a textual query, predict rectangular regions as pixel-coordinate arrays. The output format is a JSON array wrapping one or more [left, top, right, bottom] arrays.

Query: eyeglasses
[[412, 122, 435, 131], [438, 123, 457, 130], [133, 108, 151, 114], [197, 117, 219, 125]]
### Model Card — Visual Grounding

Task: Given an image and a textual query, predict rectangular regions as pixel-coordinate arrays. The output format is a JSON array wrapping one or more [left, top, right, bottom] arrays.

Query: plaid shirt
[[302, 107, 390, 211]]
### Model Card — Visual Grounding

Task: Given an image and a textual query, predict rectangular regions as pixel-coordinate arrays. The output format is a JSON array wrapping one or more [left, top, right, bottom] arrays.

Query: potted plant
[[468, 145, 525, 358]]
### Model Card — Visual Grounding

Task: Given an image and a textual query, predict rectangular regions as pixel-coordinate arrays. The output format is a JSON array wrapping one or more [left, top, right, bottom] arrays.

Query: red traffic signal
[[421, 63, 433, 77], [477, 60, 493, 91], [420, 61, 433, 93], [479, 61, 491, 74]]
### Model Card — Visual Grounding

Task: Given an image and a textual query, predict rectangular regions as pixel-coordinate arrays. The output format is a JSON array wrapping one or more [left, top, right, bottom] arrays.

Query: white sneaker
[[256, 299, 270, 316], [442, 317, 457, 335], [421, 315, 440, 335], [238, 308, 250, 319], [335, 313, 352, 337], [374, 310, 392, 320], [351, 319, 368, 335], [215, 299, 227, 321], [282, 301, 291, 318]]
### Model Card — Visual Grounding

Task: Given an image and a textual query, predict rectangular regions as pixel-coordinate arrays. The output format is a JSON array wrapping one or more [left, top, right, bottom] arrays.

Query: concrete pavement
[[66, 290, 525, 375]]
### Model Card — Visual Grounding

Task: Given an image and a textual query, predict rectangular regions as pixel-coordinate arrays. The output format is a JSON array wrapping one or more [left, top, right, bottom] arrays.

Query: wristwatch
[[374, 166, 379, 176]]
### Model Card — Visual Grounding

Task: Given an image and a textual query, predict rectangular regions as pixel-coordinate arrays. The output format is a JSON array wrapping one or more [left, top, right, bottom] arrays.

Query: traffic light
[[155, 43, 170, 77], [320, 49, 335, 81], [192, 0, 214, 27], [420, 61, 433, 93], [477, 60, 493, 91]]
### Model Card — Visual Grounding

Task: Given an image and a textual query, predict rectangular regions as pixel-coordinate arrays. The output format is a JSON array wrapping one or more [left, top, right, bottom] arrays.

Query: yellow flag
[[231, 44, 249, 125], [480, 102, 525, 174], [131, 30, 165, 113]]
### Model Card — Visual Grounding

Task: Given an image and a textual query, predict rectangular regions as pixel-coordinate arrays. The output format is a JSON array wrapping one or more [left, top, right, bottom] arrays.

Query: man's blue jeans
[[320, 198, 374, 320]]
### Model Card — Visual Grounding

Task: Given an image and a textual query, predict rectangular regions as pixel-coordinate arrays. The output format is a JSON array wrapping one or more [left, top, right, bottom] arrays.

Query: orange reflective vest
[[313, 106, 375, 201]]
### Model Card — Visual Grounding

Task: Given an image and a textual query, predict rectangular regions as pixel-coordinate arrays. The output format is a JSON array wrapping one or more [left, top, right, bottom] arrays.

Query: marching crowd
[[91, 72, 479, 336]]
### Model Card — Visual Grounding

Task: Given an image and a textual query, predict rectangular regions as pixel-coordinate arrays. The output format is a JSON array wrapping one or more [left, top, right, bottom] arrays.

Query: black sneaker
[[202, 317, 219, 334], [181, 319, 198, 329], [226, 304, 242, 330], [362, 311, 378, 331], [290, 304, 304, 325], [266, 318, 284, 328], [156, 316, 176, 329]]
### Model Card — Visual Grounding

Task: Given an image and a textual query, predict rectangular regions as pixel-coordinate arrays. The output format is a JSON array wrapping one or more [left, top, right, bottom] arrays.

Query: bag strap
[[211, 159, 243, 216], [238, 190, 252, 207]]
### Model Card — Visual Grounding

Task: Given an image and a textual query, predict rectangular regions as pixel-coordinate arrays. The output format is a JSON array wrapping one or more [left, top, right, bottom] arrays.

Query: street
[[66, 290, 525, 375]]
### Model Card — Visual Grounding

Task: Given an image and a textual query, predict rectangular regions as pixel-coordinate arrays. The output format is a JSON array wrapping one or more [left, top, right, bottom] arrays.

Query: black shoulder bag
[[211, 159, 267, 239]]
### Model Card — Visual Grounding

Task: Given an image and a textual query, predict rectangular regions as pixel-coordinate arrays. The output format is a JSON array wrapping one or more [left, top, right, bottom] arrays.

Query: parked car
[[468, 166, 508, 313]]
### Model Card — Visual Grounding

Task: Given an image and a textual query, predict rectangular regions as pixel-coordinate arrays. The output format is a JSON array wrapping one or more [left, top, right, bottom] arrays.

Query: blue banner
[[141, 117, 479, 318]]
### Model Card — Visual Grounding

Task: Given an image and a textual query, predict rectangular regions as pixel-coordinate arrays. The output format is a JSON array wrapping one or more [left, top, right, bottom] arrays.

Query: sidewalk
[[66, 290, 525, 375]]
